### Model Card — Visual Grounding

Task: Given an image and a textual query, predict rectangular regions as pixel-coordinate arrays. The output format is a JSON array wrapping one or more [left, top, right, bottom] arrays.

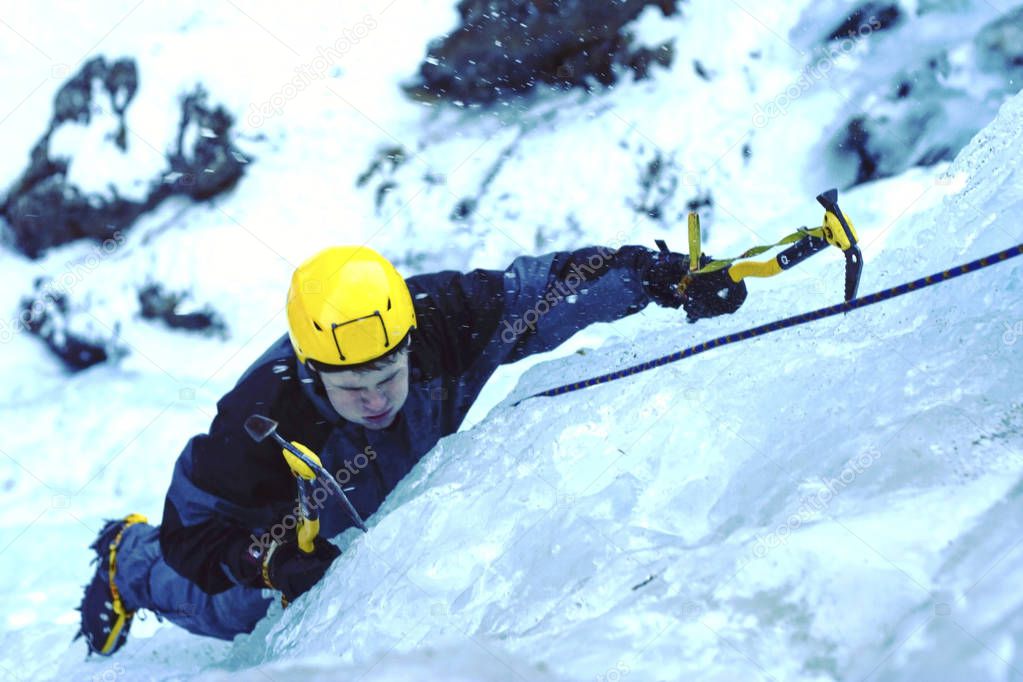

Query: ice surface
[[0, 1, 1021, 681]]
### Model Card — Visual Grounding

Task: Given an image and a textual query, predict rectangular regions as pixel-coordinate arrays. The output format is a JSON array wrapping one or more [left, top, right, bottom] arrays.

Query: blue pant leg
[[113, 523, 272, 640]]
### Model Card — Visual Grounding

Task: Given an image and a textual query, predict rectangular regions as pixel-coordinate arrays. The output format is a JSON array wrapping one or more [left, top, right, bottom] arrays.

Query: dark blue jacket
[[160, 246, 656, 593]]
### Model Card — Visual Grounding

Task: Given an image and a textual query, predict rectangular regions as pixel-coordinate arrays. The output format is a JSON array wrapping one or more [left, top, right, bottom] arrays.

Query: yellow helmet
[[286, 246, 416, 368]]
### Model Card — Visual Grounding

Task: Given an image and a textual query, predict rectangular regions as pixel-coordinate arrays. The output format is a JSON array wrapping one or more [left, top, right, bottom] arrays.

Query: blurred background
[[1, 1, 1022, 680]]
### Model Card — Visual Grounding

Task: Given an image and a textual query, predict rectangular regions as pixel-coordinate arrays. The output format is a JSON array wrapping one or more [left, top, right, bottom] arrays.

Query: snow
[[1, 1, 1022, 680]]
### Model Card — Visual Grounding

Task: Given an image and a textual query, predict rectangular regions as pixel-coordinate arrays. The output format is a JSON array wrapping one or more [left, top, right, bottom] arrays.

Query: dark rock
[[631, 150, 678, 222], [405, 0, 682, 104], [834, 100, 961, 187], [448, 132, 523, 222], [356, 146, 408, 214], [3, 174, 141, 253], [837, 109, 961, 187], [975, 6, 1023, 80], [164, 87, 247, 201], [825, 3, 901, 42], [686, 192, 712, 213], [828, 9, 1023, 189], [626, 41, 675, 81], [838, 115, 879, 187], [375, 180, 398, 212], [137, 282, 227, 337], [356, 146, 408, 188], [1, 57, 247, 259], [916, 145, 952, 166], [53, 57, 137, 130], [450, 197, 477, 221], [18, 278, 122, 371]]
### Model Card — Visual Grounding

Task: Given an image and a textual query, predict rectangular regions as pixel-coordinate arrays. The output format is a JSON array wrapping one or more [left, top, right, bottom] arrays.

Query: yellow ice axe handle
[[294, 476, 321, 554], [283, 441, 321, 480], [726, 232, 831, 282], [727, 259, 782, 282], [283, 442, 323, 554], [297, 515, 319, 554]]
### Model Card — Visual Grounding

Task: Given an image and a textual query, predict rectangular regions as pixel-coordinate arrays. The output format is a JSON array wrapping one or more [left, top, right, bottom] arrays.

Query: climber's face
[[319, 352, 410, 430]]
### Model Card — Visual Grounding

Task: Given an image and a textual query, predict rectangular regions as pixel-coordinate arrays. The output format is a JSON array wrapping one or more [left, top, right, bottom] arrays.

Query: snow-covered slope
[[0, 2, 1021, 681]]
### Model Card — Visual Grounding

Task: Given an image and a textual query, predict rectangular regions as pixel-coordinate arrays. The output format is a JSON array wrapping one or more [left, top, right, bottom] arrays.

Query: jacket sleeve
[[159, 373, 298, 595], [408, 245, 655, 406]]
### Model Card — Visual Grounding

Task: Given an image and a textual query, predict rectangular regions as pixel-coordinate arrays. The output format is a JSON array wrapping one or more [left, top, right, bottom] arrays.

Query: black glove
[[639, 242, 692, 309], [682, 267, 748, 322], [265, 536, 340, 602]]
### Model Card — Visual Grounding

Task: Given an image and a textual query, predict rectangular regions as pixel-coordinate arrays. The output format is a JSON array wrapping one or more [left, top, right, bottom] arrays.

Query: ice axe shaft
[[273, 434, 368, 533], [294, 478, 320, 553], [244, 415, 368, 533]]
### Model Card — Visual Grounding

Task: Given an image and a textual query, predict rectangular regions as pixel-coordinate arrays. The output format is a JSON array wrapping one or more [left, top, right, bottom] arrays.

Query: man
[[78, 242, 746, 654]]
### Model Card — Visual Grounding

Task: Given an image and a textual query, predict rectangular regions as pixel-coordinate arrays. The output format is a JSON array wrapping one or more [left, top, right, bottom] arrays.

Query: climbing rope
[[517, 242, 1023, 404]]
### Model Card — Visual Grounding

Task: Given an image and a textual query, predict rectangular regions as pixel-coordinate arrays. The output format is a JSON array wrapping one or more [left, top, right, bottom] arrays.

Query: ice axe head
[[244, 415, 279, 443], [246, 414, 318, 478]]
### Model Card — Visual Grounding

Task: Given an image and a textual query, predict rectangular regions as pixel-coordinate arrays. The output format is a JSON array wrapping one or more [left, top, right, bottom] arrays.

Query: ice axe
[[681, 188, 864, 303], [244, 414, 368, 534]]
